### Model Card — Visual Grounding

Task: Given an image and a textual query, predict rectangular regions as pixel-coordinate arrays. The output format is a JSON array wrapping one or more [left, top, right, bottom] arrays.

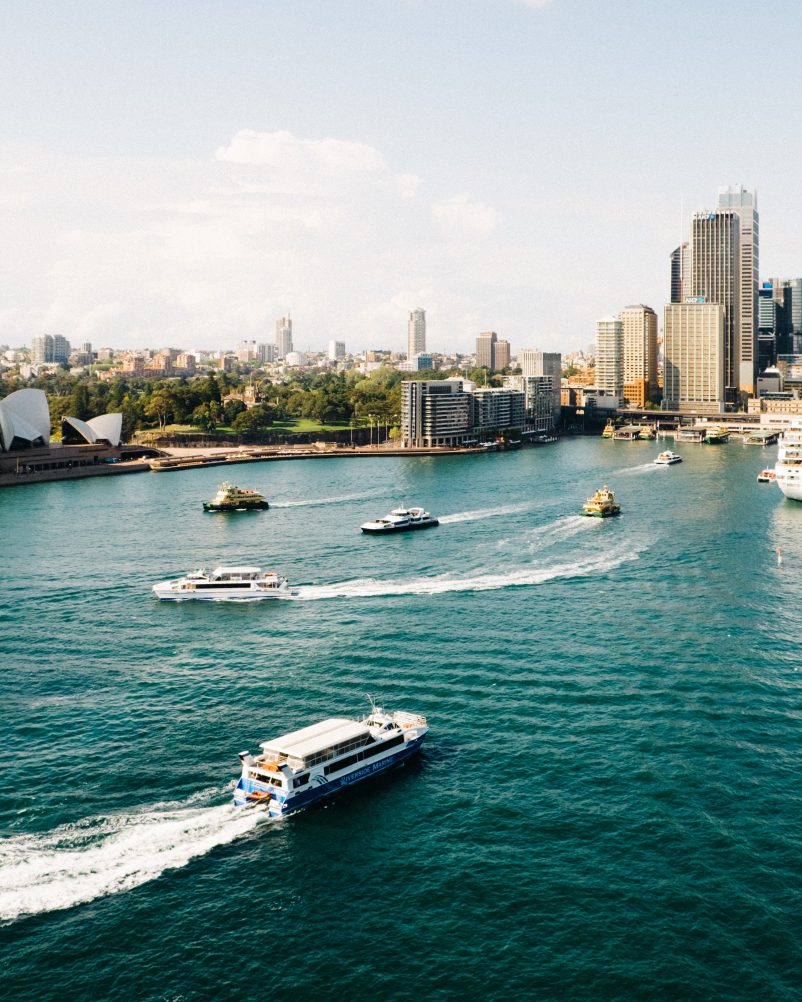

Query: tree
[[143, 388, 177, 430]]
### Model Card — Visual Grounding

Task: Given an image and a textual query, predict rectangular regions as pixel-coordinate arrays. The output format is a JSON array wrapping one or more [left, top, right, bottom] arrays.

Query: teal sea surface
[[2, 439, 802, 1001]]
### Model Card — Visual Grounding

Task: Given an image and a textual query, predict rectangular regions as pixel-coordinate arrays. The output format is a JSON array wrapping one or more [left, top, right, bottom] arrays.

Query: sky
[[3, 0, 802, 356]]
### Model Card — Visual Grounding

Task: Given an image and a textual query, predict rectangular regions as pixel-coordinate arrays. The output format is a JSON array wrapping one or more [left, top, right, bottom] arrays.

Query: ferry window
[[293, 774, 309, 788]]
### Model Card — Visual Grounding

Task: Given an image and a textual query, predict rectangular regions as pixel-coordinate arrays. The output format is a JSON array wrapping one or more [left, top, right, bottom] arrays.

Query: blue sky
[[2, 0, 801, 354]]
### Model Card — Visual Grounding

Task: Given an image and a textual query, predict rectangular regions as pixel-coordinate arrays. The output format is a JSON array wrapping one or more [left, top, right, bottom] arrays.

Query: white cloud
[[515, 0, 553, 8], [432, 194, 499, 235]]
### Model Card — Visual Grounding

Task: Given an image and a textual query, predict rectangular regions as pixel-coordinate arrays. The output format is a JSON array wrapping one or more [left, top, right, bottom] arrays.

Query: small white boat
[[152, 566, 294, 600], [360, 506, 439, 533], [654, 450, 682, 465], [757, 469, 777, 483], [234, 705, 429, 815]]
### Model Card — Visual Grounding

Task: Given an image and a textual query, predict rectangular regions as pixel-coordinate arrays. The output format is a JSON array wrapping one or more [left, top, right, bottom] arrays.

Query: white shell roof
[[62, 413, 122, 447], [260, 718, 368, 759], [0, 388, 51, 451]]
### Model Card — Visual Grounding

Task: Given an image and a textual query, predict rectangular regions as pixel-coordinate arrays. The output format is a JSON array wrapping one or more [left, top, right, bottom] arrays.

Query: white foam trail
[[294, 548, 638, 601], [523, 514, 596, 544], [439, 501, 532, 524], [0, 794, 269, 923], [616, 463, 659, 476], [272, 492, 373, 508]]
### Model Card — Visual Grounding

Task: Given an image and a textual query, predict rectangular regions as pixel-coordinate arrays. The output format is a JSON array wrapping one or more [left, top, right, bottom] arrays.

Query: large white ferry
[[234, 706, 429, 815], [360, 506, 439, 533], [152, 566, 294, 600], [775, 424, 802, 500]]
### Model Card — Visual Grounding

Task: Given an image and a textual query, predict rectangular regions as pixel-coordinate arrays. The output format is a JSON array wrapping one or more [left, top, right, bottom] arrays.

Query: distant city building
[[236, 340, 258, 363], [402, 379, 471, 447], [717, 185, 759, 395], [284, 351, 308, 367], [670, 242, 691, 304], [662, 303, 726, 412], [328, 340, 346, 361], [275, 316, 293, 359], [257, 342, 277, 365], [595, 316, 623, 402], [31, 334, 71, 366], [398, 353, 433, 372], [494, 339, 511, 371], [408, 309, 426, 359], [690, 206, 741, 401], [619, 305, 658, 407], [517, 349, 561, 417], [475, 331, 498, 370], [471, 388, 525, 431], [502, 375, 555, 433]]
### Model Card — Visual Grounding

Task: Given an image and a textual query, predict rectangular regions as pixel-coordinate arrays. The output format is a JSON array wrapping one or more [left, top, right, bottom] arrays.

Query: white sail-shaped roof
[[0, 388, 51, 451], [62, 412, 122, 447]]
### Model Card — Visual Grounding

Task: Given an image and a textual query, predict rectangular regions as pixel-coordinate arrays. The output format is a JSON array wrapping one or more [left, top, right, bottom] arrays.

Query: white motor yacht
[[152, 566, 294, 600], [360, 506, 439, 533], [654, 451, 682, 465]]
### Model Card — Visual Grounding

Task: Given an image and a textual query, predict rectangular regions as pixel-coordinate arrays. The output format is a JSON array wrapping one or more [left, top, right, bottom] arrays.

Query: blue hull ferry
[[234, 707, 428, 815]]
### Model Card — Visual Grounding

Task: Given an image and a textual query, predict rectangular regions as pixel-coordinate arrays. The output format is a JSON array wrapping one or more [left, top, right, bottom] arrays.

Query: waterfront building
[[662, 303, 726, 412], [619, 305, 658, 407], [518, 349, 562, 417], [276, 316, 293, 359], [475, 331, 498, 370], [472, 388, 526, 432], [670, 243, 691, 304], [408, 309, 426, 359], [718, 185, 759, 396], [595, 316, 623, 404], [328, 340, 346, 361], [401, 379, 472, 448], [503, 375, 555, 433]]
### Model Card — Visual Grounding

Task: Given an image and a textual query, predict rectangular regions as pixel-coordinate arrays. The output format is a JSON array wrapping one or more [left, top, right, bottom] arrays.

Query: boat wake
[[0, 791, 268, 923], [439, 501, 532, 524], [272, 492, 375, 509], [616, 462, 660, 476], [294, 547, 639, 601]]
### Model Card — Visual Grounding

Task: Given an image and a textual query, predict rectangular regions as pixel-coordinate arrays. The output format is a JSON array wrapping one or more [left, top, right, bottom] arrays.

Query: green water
[[2, 439, 802, 1001]]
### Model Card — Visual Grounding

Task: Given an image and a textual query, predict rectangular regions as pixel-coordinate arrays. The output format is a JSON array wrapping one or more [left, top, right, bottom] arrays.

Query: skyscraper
[[408, 308, 426, 359], [517, 348, 562, 417], [475, 331, 497, 369], [595, 317, 623, 400], [690, 208, 740, 400], [717, 185, 759, 395], [275, 316, 293, 359], [663, 303, 725, 412], [328, 340, 346, 361], [494, 339, 511, 371], [619, 305, 658, 407], [670, 243, 690, 304]]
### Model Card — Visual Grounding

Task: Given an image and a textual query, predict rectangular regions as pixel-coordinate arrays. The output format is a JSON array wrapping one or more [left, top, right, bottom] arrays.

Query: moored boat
[[152, 566, 293, 600], [775, 424, 802, 499], [703, 427, 729, 445], [234, 705, 429, 815], [757, 469, 777, 483], [581, 486, 620, 518], [654, 450, 682, 465], [360, 506, 439, 533], [203, 482, 269, 511]]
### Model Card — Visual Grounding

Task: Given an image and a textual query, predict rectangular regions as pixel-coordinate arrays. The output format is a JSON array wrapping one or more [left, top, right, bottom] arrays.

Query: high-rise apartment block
[[595, 317, 623, 401], [402, 379, 472, 447], [275, 316, 293, 359], [31, 334, 71, 366], [408, 309, 426, 359], [663, 303, 726, 412], [494, 339, 510, 371], [503, 375, 556, 433], [328, 340, 346, 361], [517, 349, 562, 417], [619, 305, 658, 407]]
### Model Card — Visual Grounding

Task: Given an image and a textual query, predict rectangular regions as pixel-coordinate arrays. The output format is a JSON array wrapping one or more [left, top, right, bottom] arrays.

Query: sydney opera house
[[0, 388, 145, 485]]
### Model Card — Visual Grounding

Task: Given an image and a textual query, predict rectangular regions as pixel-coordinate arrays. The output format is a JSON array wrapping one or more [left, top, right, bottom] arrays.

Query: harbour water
[[3, 438, 802, 1001]]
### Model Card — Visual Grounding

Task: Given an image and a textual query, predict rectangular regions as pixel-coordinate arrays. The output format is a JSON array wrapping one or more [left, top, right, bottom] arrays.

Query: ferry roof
[[260, 717, 368, 758], [210, 566, 263, 575]]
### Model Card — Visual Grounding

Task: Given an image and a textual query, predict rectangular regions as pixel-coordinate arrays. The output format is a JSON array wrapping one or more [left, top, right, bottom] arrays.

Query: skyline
[[3, 1, 802, 354]]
